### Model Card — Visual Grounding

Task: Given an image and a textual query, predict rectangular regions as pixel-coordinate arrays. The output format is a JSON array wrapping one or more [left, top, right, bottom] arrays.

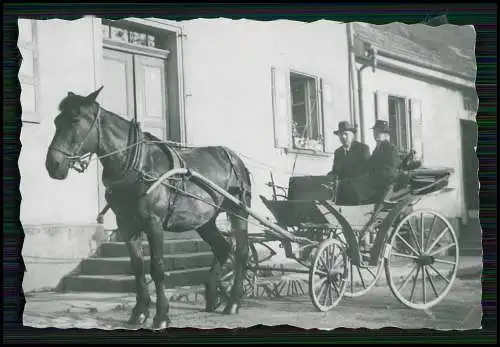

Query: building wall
[[19, 17, 101, 226], [357, 63, 466, 222], [19, 17, 105, 292], [181, 19, 351, 231]]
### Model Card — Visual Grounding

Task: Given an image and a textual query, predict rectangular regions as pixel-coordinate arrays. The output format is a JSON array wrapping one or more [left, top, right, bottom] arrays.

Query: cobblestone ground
[[22, 277, 482, 331]]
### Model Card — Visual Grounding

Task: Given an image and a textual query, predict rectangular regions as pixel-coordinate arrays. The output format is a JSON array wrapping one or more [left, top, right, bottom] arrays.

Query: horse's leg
[[196, 218, 231, 312], [223, 203, 249, 315], [143, 215, 170, 330], [124, 232, 152, 325]]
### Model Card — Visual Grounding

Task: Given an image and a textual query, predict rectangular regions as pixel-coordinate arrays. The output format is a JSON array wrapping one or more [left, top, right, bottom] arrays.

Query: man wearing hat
[[353, 119, 403, 203], [327, 121, 370, 205]]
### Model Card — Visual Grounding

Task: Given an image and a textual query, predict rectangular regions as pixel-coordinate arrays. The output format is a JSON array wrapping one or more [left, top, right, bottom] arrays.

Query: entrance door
[[460, 119, 479, 215], [98, 47, 168, 230]]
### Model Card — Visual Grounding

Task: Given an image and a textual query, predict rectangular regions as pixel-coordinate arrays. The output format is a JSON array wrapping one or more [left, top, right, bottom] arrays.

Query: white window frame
[[271, 66, 334, 157], [374, 90, 424, 161], [289, 70, 325, 153], [18, 19, 41, 124]]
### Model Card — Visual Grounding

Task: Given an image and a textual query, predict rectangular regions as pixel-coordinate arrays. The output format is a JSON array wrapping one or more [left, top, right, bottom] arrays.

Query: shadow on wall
[[21, 224, 107, 293]]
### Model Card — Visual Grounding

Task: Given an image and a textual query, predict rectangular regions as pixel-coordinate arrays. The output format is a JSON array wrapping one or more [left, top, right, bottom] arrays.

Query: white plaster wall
[[358, 64, 465, 220], [181, 19, 351, 227], [19, 17, 101, 226]]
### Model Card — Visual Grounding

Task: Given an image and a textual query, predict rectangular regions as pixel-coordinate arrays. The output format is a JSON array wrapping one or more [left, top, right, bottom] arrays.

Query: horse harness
[[64, 105, 248, 222]]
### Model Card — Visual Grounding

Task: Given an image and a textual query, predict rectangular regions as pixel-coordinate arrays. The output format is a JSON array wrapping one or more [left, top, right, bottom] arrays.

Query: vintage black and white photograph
[[18, 16, 482, 331]]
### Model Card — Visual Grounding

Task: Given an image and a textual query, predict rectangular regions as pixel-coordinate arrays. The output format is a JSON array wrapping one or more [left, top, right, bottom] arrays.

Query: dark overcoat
[[327, 140, 370, 205], [352, 140, 403, 203]]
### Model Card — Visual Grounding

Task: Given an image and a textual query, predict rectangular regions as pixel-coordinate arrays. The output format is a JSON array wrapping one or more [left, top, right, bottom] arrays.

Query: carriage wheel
[[332, 228, 382, 298], [344, 257, 383, 298], [308, 238, 349, 312], [384, 209, 459, 310], [213, 242, 259, 311]]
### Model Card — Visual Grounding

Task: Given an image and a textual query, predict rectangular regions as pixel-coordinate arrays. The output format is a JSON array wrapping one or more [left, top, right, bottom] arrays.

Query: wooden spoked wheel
[[384, 209, 460, 310], [309, 238, 349, 312], [344, 256, 383, 298], [334, 228, 383, 298], [214, 241, 259, 311]]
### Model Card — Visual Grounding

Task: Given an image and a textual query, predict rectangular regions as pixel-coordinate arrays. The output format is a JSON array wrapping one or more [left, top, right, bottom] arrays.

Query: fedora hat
[[371, 119, 391, 133], [334, 121, 357, 135]]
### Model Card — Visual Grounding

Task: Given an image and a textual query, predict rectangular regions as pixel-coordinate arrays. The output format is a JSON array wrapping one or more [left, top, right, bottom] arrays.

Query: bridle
[[49, 106, 102, 173]]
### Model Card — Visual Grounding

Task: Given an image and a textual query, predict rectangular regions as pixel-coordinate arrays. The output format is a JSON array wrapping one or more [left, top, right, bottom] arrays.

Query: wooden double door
[[98, 47, 168, 229]]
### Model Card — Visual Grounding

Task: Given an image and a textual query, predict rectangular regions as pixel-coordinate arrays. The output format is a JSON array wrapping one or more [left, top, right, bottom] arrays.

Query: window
[[290, 73, 324, 151], [375, 91, 424, 160], [271, 67, 337, 154], [18, 19, 40, 123], [388, 95, 411, 153]]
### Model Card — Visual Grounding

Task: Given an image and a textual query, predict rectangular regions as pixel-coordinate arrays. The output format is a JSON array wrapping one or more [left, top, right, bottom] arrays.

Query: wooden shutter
[[374, 91, 389, 122], [134, 55, 168, 140], [271, 66, 292, 149], [321, 79, 337, 153], [101, 48, 135, 120], [411, 99, 424, 161], [18, 19, 40, 123]]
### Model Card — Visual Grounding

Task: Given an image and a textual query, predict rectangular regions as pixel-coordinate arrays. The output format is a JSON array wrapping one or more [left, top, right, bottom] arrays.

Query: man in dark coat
[[327, 121, 370, 205], [353, 120, 403, 204]]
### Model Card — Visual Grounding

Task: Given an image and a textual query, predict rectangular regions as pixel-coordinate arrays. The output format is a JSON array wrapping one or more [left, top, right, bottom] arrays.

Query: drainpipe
[[355, 42, 378, 144], [346, 23, 360, 141]]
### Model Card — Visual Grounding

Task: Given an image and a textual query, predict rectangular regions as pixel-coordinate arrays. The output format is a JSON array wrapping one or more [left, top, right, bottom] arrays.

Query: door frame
[[90, 16, 186, 226]]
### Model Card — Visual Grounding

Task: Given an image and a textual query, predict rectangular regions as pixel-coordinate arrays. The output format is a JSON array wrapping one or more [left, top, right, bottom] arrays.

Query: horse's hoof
[[222, 303, 239, 315], [127, 312, 149, 326], [152, 317, 171, 330]]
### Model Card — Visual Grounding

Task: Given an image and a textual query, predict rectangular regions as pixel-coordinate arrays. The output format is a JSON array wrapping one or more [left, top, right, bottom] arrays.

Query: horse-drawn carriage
[[46, 88, 460, 329], [213, 153, 459, 312]]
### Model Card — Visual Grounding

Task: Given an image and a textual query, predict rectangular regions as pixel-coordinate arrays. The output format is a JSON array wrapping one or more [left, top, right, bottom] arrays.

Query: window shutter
[[18, 19, 40, 124], [411, 99, 424, 161], [321, 79, 337, 153], [374, 91, 389, 122], [271, 66, 292, 149]]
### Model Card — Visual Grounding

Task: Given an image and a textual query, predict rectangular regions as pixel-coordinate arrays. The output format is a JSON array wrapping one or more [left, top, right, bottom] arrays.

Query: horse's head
[[45, 86, 104, 180]]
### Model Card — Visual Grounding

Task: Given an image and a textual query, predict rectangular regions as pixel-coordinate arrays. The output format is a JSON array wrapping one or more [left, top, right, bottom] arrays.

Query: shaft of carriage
[[146, 168, 317, 248]]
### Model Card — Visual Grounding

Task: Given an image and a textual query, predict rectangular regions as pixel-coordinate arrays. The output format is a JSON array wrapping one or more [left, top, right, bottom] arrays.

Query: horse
[[45, 86, 253, 330]]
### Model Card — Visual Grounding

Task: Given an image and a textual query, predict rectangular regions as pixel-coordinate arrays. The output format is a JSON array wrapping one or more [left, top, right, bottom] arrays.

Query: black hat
[[371, 120, 391, 133], [334, 121, 357, 135]]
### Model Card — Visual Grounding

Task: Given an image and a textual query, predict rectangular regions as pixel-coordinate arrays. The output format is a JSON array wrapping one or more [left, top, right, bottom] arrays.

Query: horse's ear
[[85, 86, 104, 102], [68, 92, 75, 97]]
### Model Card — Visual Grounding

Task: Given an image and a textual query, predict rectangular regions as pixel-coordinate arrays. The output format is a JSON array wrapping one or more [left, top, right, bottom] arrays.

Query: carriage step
[[58, 267, 212, 293], [81, 253, 215, 276], [98, 239, 211, 258]]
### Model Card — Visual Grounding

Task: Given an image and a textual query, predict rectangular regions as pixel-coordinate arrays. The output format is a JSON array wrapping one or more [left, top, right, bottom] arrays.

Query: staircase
[[57, 231, 215, 293]]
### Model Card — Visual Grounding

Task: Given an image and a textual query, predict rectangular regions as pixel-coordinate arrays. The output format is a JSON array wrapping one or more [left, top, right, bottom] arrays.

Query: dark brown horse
[[45, 87, 252, 329]]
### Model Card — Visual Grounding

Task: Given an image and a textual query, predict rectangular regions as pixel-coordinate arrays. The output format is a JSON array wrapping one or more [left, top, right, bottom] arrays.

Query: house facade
[[349, 22, 478, 246], [19, 16, 352, 291], [18, 17, 478, 292]]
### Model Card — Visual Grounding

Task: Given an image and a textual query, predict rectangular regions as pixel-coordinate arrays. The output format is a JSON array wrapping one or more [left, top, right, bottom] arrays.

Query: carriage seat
[[287, 175, 337, 202]]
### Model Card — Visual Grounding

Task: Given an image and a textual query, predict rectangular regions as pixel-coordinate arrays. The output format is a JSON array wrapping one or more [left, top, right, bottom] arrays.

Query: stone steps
[[81, 253, 215, 276], [57, 234, 215, 293], [58, 267, 212, 293], [97, 239, 211, 258]]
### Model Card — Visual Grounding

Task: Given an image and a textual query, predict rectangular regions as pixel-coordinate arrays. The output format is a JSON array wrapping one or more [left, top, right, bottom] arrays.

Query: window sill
[[284, 147, 331, 157]]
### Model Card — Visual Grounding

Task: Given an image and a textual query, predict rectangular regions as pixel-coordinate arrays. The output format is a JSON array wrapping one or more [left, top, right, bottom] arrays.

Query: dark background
[[3, 2, 497, 344]]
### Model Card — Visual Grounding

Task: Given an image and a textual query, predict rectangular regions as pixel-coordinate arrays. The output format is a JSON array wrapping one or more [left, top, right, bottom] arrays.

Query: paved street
[[23, 276, 481, 331]]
